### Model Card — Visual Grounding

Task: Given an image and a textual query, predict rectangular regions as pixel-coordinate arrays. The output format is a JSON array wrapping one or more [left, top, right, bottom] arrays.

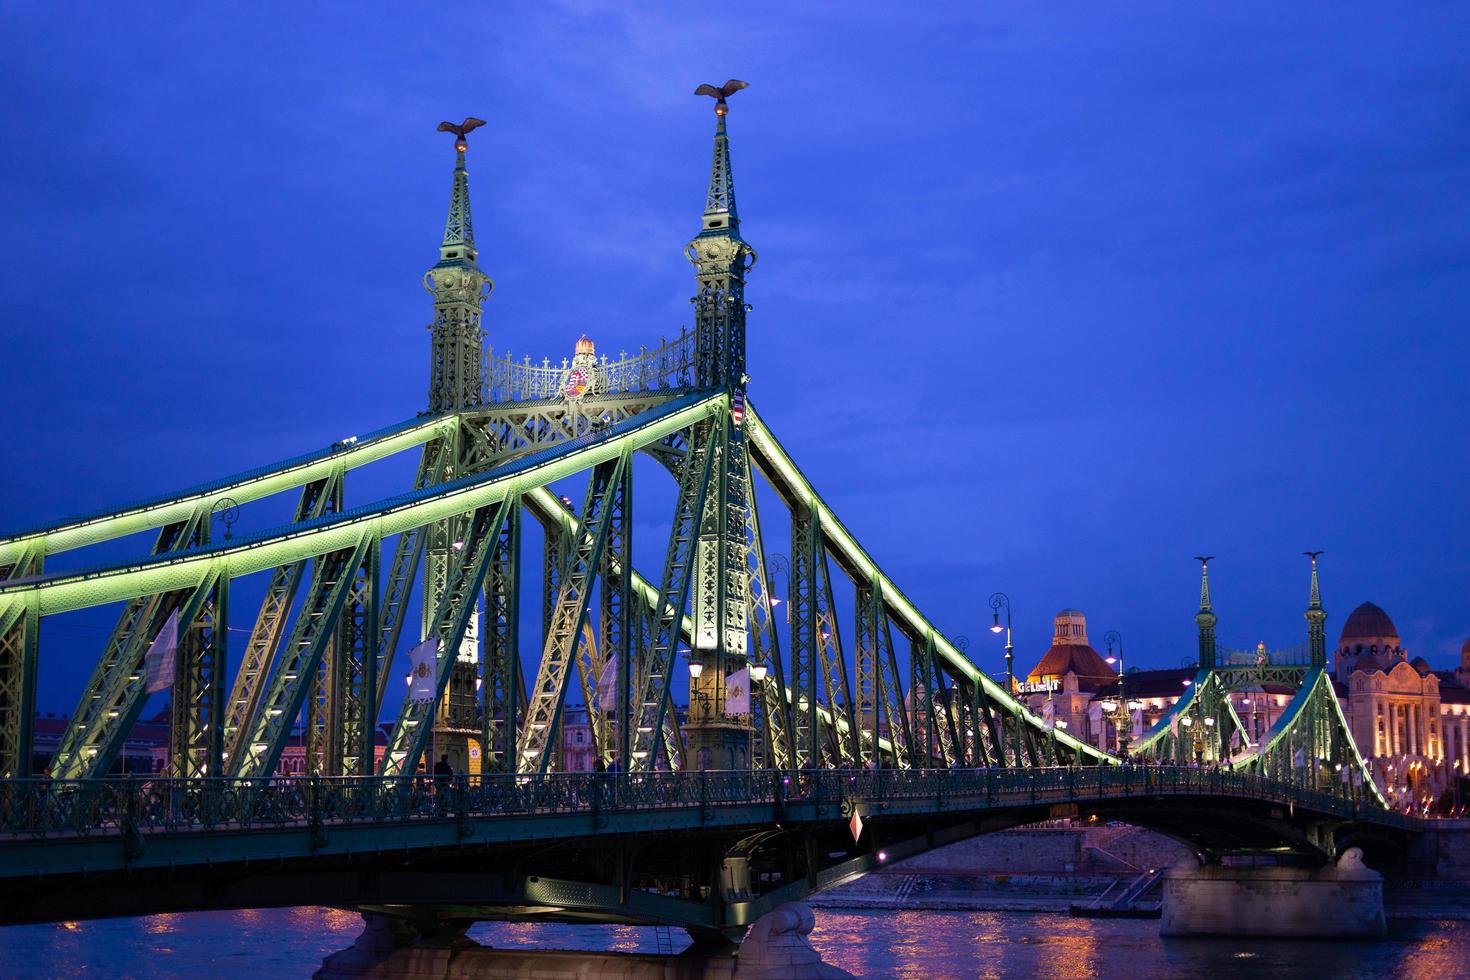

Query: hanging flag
[[596, 653, 620, 708], [730, 388, 746, 428], [143, 610, 180, 695], [849, 809, 864, 843], [725, 667, 750, 715], [408, 638, 440, 703], [1168, 713, 1180, 742], [1042, 698, 1056, 728]]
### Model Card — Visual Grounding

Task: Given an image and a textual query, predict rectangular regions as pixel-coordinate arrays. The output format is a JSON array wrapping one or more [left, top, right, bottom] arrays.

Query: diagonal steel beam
[[627, 421, 718, 771], [382, 499, 512, 777], [233, 536, 372, 779], [518, 450, 629, 775], [76, 568, 221, 780], [221, 474, 342, 769], [51, 513, 210, 780]]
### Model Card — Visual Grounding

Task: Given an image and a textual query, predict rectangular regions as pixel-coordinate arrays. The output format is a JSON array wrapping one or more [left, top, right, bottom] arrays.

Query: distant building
[[1019, 603, 1470, 813], [31, 709, 169, 775]]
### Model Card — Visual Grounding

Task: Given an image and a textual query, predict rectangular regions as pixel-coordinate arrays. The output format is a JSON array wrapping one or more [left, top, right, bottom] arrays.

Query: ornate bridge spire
[[1304, 551, 1328, 668], [425, 117, 493, 413], [688, 80, 757, 389], [1194, 556, 1217, 669]]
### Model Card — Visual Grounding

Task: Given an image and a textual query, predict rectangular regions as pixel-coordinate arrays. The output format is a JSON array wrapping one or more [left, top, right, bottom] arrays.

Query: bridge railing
[[0, 767, 1408, 841], [482, 328, 697, 404]]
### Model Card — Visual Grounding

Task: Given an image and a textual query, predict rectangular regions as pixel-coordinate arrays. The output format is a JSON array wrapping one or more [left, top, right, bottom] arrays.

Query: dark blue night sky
[[2, 4, 1467, 710]]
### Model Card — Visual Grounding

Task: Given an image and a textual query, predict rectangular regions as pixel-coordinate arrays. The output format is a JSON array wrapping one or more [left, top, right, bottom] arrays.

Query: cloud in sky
[[1, 2, 1467, 707]]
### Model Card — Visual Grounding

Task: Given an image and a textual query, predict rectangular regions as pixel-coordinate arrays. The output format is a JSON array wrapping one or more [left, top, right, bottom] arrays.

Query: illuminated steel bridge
[[0, 87, 1410, 936]]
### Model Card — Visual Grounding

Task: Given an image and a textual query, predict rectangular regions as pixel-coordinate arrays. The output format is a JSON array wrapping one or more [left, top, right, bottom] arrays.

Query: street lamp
[[989, 593, 1014, 694], [1104, 630, 1129, 755], [767, 553, 789, 623], [687, 660, 713, 723], [989, 592, 1022, 767]]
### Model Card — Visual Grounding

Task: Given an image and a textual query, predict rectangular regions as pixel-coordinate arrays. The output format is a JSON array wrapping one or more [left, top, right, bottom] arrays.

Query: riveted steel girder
[[381, 499, 510, 778], [742, 453, 792, 773], [234, 537, 373, 779], [0, 416, 451, 570], [373, 436, 455, 715], [168, 574, 228, 778], [597, 459, 632, 770], [812, 544, 858, 766], [518, 451, 629, 775], [326, 537, 379, 777], [51, 512, 211, 780], [788, 499, 819, 769], [221, 474, 344, 770], [481, 504, 521, 775], [627, 420, 718, 771], [74, 568, 221, 781], [856, 576, 911, 769], [0, 546, 42, 777]]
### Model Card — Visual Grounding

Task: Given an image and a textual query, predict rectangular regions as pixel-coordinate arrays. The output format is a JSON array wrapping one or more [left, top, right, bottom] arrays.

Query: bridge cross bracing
[[0, 85, 1398, 931]]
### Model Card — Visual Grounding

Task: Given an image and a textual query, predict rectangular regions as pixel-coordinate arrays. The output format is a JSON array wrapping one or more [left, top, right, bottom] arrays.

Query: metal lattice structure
[[0, 85, 1402, 934]]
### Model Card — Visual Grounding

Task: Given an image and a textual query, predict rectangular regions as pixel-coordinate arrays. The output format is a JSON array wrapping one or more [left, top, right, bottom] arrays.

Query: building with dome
[[1334, 601, 1470, 809], [1018, 610, 1118, 736]]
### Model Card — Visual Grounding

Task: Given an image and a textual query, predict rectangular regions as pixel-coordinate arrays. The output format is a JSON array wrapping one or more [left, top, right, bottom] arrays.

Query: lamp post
[[1101, 630, 1131, 756], [988, 593, 1014, 694], [767, 553, 788, 623], [687, 659, 715, 723], [989, 592, 1020, 765]]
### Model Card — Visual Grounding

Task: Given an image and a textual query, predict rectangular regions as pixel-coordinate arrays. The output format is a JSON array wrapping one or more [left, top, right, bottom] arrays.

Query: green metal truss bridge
[[0, 88, 1411, 933]]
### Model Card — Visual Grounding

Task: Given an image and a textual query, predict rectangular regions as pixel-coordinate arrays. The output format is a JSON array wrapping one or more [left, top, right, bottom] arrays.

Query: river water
[[0, 906, 1464, 979]]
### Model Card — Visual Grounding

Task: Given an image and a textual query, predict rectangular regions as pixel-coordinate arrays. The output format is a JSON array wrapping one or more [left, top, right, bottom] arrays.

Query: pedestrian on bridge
[[433, 755, 454, 815]]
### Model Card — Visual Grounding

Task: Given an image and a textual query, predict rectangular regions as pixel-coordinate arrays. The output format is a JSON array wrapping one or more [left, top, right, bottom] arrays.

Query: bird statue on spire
[[437, 117, 487, 152], [695, 79, 748, 115]]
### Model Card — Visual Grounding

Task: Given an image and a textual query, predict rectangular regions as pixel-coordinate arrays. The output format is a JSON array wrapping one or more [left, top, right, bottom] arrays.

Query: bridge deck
[[0, 767, 1410, 880]]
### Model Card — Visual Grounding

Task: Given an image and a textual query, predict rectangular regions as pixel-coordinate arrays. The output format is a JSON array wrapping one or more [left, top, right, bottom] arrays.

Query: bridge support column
[[1161, 848, 1385, 938], [315, 904, 853, 980]]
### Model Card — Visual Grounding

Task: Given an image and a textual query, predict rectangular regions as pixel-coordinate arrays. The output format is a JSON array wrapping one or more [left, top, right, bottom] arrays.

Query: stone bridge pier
[[1161, 847, 1386, 938], [314, 903, 854, 980]]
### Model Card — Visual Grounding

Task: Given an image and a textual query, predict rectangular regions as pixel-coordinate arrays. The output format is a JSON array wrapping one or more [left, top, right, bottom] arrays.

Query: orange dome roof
[[1339, 602, 1398, 645], [575, 334, 595, 356]]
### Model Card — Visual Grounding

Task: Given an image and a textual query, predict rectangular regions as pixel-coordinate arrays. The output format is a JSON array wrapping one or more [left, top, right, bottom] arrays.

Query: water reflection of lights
[[143, 913, 182, 935]]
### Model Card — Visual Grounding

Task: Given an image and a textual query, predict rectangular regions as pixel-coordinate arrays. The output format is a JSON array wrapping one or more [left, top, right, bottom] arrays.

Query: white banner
[[408, 638, 440, 703], [725, 667, 751, 715], [143, 610, 180, 695]]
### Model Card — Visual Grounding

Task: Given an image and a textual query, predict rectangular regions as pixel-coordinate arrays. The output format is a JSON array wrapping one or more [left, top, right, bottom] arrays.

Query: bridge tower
[[423, 120, 493, 773], [1305, 551, 1328, 668], [1195, 557, 1217, 669], [686, 82, 757, 770]]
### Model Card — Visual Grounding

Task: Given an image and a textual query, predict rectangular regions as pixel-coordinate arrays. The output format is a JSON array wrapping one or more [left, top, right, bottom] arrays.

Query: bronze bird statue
[[695, 79, 748, 113], [437, 117, 487, 150]]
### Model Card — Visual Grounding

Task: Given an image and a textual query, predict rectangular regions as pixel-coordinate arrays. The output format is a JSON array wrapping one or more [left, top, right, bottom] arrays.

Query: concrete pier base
[[1161, 848, 1386, 938], [315, 903, 853, 980]]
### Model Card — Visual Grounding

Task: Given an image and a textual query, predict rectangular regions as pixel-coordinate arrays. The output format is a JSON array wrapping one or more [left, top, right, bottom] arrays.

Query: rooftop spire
[[1304, 551, 1328, 668], [425, 117, 492, 413], [1194, 556, 1217, 668], [434, 117, 487, 262], [688, 80, 757, 388], [695, 79, 746, 232]]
